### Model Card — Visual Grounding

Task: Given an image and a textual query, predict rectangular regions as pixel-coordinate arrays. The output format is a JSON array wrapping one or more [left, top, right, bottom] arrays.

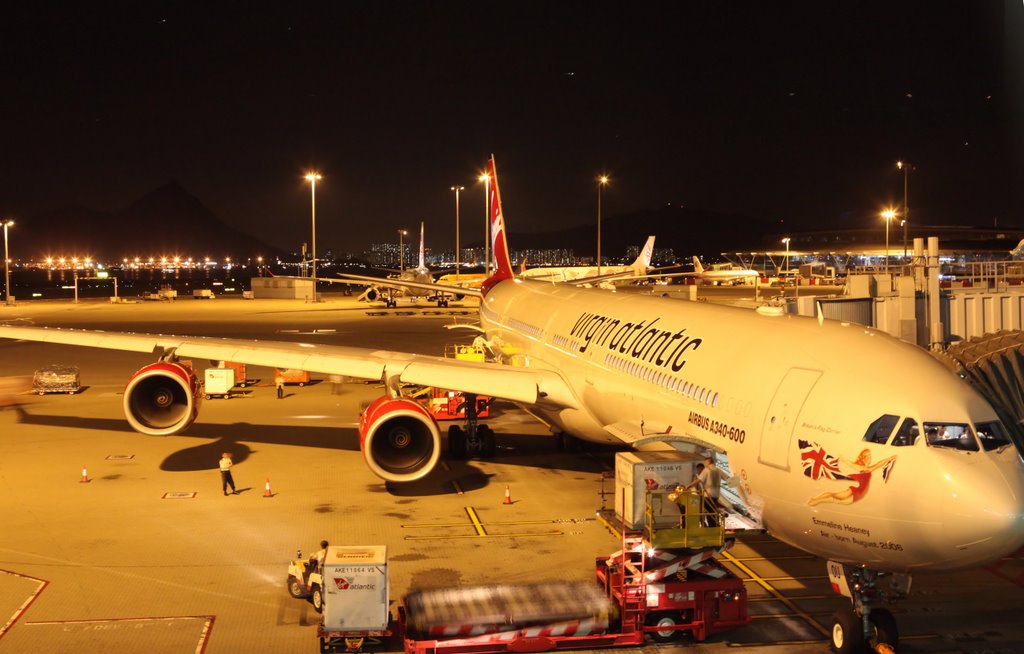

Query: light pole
[[897, 161, 912, 263], [2, 219, 13, 306], [781, 237, 791, 275], [479, 173, 491, 274], [597, 175, 609, 275], [305, 172, 322, 291], [881, 209, 897, 273], [398, 229, 408, 271], [451, 185, 464, 281]]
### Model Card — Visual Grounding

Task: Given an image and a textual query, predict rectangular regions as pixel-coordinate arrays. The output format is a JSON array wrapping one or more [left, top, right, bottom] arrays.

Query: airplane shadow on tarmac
[[14, 409, 615, 486]]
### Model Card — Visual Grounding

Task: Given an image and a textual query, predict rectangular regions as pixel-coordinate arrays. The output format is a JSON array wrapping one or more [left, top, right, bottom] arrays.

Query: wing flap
[[401, 360, 540, 403]]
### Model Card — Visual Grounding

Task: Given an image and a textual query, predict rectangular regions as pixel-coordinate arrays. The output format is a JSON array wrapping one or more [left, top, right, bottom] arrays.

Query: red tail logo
[[482, 156, 514, 294]]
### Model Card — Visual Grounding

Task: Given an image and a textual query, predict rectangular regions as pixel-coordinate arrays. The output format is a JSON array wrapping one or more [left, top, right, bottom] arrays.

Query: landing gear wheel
[[479, 424, 496, 458], [868, 608, 899, 653], [448, 425, 467, 459], [311, 585, 324, 613], [287, 575, 306, 599], [830, 608, 863, 654], [646, 611, 682, 643]]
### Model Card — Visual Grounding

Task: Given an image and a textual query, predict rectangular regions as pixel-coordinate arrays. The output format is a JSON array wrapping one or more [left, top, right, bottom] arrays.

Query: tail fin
[[417, 222, 426, 272], [630, 236, 656, 273], [692, 256, 705, 275], [483, 156, 514, 291]]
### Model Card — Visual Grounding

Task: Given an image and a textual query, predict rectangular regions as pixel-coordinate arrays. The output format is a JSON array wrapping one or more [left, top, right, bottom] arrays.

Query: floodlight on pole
[[478, 173, 491, 275], [451, 185, 465, 281], [897, 161, 913, 262], [881, 208, 897, 273], [398, 229, 408, 271], [597, 175, 609, 275], [2, 219, 13, 306], [305, 172, 322, 290], [781, 237, 791, 275]]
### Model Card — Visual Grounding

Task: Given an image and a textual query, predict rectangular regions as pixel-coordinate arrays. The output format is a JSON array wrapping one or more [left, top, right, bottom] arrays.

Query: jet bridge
[[937, 329, 1024, 452]]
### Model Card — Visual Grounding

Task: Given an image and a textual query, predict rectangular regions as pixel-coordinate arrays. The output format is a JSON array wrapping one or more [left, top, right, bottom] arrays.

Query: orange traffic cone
[[263, 478, 273, 498], [503, 484, 512, 505], [80, 466, 90, 483]]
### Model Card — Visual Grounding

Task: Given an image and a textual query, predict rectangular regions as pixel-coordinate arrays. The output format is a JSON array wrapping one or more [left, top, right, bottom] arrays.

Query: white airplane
[[518, 235, 656, 285], [339, 222, 467, 308], [689, 256, 760, 285], [1, 158, 1023, 654]]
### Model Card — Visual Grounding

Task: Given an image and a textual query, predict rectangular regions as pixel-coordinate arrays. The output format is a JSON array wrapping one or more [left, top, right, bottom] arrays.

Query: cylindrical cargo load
[[404, 581, 613, 639]]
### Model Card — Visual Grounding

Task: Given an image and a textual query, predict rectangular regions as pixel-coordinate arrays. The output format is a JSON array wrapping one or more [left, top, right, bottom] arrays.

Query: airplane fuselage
[[480, 278, 1024, 572]]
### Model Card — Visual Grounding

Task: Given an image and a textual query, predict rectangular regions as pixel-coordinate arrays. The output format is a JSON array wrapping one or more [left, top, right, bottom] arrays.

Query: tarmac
[[0, 295, 1021, 654]]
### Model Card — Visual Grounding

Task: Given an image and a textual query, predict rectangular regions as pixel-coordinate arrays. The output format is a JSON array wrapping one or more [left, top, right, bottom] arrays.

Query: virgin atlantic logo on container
[[334, 577, 376, 591]]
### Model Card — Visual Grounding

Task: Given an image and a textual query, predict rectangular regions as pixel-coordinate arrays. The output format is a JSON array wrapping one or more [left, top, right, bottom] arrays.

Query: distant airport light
[[881, 208, 898, 273]]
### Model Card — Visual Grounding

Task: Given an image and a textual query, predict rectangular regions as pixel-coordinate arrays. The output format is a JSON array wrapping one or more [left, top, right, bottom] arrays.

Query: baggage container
[[321, 545, 389, 632], [32, 364, 82, 395], [204, 368, 235, 398], [275, 368, 311, 386], [614, 451, 702, 528]]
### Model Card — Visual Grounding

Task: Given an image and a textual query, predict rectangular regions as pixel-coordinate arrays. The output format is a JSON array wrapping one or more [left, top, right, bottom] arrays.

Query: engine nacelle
[[365, 287, 381, 303], [359, 396, 442, 483], [123, 362, 202, 436]]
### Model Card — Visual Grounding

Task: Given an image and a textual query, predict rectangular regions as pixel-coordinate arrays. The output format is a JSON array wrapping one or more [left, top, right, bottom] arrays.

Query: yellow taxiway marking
[[440, 462, 464, 495], [465, 507, 487, 536], [721, 550, 830, 638]]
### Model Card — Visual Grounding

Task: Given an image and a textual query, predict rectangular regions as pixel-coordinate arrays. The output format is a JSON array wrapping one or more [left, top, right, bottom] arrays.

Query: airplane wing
[[0, 324, 569, 406], [332, 273, 484, 299]]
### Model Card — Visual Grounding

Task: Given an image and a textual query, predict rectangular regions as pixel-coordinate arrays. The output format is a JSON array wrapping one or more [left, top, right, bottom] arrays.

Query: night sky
[[2, 2, 1022, 255]]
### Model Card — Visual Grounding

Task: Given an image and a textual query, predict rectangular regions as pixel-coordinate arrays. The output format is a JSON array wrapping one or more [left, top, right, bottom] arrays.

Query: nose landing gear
[[827, 561, 908, 653]]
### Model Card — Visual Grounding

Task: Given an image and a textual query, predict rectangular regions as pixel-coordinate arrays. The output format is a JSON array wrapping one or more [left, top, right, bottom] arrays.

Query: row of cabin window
[[606, 354, 719, 407], [863, 414, 1012, 452]]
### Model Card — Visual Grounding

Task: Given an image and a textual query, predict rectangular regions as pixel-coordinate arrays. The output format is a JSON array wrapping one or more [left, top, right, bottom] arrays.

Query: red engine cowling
[[359, 396, 441, 483], [123, 362, 202, 436]]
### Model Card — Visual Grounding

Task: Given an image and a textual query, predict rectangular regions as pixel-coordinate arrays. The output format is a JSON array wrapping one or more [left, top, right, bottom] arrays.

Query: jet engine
[[123, 362, 202, 436], [364, 287, 381, 303], [359, 396, 442, 483]]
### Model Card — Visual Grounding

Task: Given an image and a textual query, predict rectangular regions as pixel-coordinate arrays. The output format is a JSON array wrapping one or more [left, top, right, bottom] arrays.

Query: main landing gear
[[827, 561, 909, 654], [446, 393, 495, 459]]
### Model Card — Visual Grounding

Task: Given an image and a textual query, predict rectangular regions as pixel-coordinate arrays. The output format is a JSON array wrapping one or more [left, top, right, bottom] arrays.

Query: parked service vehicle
[[193, 289, 215, 299], [32, 364, 81, 394]]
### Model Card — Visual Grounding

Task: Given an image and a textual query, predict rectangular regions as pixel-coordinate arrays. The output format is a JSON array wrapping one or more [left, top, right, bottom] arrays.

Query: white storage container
[[204, 368, 235, 395], [322, 545, 388, 632], [614, 451, 703, 528]]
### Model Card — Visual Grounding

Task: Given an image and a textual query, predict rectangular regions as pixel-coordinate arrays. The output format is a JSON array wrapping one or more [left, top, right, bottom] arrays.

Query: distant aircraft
[[518, 235, 657, 285], [2, 157, 1022, 654], [688, 256, 760, 285], [339, 223, 467, 308]]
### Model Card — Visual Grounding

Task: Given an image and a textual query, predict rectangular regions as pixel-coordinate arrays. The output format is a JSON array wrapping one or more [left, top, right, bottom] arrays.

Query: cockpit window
[[923, 422, 979, 452], [975, 421, 1012, 452], [863, 414, 900, 444], [891, 418, 919, 447]]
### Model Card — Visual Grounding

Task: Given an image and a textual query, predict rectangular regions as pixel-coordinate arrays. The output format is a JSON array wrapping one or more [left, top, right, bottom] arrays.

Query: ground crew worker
[[219, 452, 237, 495], [275, 375, 285, 399], [686, 456, 726, 526]]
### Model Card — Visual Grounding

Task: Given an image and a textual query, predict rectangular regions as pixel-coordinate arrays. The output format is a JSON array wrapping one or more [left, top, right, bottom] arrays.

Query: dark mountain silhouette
[[17, 182, 277, 262]]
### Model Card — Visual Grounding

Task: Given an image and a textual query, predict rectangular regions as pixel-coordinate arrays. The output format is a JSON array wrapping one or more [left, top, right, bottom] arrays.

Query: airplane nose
[[951, 456, 1024, 567]]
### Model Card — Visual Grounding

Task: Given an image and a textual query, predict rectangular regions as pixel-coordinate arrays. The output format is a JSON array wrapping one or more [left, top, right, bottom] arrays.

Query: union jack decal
[[798, 440, 850, 481]]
